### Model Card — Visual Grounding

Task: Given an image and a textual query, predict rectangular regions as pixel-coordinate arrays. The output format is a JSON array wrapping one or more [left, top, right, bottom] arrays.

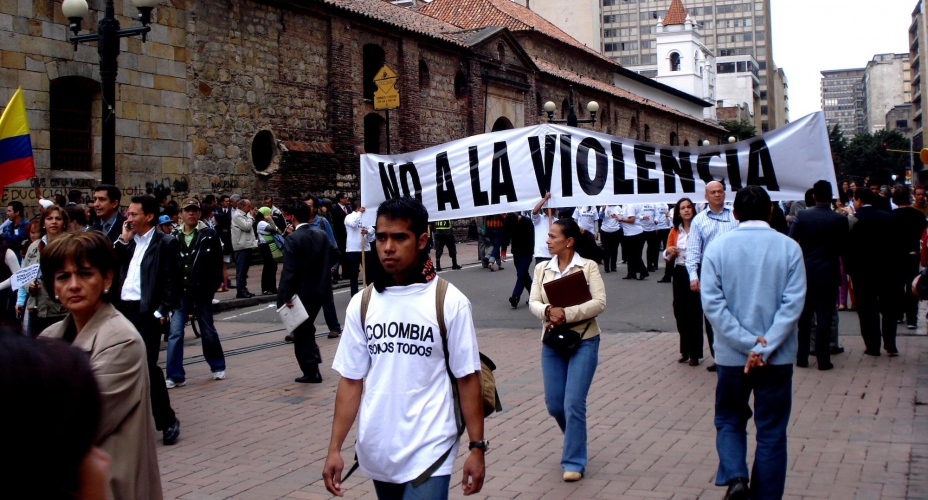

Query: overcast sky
[[770, 0, 917, 121]]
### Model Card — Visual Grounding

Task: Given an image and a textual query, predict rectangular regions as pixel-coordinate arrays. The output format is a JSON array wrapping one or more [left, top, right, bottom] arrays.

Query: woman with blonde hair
[[16, 205, 69, 336]]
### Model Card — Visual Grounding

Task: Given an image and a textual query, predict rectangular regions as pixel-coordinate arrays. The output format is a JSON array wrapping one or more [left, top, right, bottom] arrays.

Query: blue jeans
[[234, 249, 251, 292], [372, 474, 450, 500], [167, 294, 226, 382], [541, 335, 600, 473], [511, 255, 533, 298], [486, 228, 503, 266], [715, 364, 792, 499]]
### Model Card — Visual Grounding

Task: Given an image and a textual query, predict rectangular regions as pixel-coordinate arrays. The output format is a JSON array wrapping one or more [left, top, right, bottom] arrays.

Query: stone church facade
[[0, 0, 723, 208]]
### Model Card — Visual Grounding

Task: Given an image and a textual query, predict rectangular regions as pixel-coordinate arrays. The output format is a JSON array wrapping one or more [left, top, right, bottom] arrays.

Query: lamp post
[[728, 136, 736, 143], [61, 0, 159, 185], [543, 86, 598, 127]]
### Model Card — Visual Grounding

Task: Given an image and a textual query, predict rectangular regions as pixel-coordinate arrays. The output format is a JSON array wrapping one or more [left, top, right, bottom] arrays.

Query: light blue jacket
[[700, 222, 806, 366]]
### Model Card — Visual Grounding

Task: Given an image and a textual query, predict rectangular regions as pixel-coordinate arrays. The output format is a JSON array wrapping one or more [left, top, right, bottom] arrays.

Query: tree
[[841, 129, 910, 185], [829, 124, 848, 181], [719, 119, 757, 141]]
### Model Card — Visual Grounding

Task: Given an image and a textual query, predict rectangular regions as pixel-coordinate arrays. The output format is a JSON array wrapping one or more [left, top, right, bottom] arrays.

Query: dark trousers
[[258, 244, 278, 293], [672, 265, 704, 359], [902, 255, 920, 326], [24, 312, 65, 338], [322, 300, 341, 333], [601, 230, 621, 272], [120, 303, 176, 431], [293, 301, 323, 377], [511, 254, 533, 299], [797, 285, 837, 367], [852, 274, 899, 353], [644, 230, 660, 270], [345, 251, 374, 296], [715, 364, 792, 499], [234, 248, 251, 292], [658, 228, 673, 280], [434, 232, 457, 268], [623, 233, 647, 278]]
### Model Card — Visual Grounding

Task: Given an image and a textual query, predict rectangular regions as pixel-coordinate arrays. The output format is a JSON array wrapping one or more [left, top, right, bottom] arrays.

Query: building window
[[363, 44, 385, 101], [364, 113, 386, 154], [670, 132, 677, 146], [644, 124, 650, 142], [670, 52, 681, 72], [561, 98, 570, 119], [683, 139, 690, 146], [496, 42, 505, 61], [251, 130, 276, 171], [50, 76, 96, 171], [491, 117, 514, 131], [761, 105, 768, 115], [454, 70, 468, 99], [897, 120, 909, 128], [630, 117, 638, 139], [419, 60, 430, 96]]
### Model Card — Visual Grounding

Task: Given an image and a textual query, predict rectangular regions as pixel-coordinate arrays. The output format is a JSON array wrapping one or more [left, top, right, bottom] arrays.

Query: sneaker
[[451, 264, 462, 270], [165, 379, 186, 389], [212, 371, 226, 380], [907, 324, 917, 330]]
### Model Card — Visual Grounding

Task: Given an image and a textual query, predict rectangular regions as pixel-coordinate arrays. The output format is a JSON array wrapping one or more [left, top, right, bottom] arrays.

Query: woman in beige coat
[[16, 205, 69, 336], [40, 231, 163, 500], [529, 218, 606, 482]]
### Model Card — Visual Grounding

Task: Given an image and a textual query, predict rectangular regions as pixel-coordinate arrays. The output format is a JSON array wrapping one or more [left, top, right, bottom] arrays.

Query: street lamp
[[62, 0, 159, 185], [543, 86, 598, 127], [701, 140, 710, 146], [728, 136, 736, 143]]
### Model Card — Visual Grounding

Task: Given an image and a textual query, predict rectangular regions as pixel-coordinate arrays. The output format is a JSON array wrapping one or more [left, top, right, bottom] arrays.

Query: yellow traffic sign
[[374, 64, 400, 110]]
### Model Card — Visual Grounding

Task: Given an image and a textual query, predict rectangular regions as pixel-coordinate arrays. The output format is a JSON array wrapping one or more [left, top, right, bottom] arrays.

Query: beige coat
[[529, 256, 607, 339], [21, 238, 68, 318], [41, 303, 163, 500]]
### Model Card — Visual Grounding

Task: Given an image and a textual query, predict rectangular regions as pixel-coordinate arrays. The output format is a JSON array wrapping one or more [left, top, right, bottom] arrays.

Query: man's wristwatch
[[468, 440, 489, 451]]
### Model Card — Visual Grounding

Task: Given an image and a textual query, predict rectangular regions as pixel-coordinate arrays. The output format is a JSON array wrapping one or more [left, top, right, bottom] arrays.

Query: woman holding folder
[[529, 218, 606, 482]]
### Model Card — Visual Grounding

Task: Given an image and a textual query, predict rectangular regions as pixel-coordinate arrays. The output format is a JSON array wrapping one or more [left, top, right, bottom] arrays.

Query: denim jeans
[[486, 228, 503, 266], [511, 254, 533, 298], [167, 294, 226, 382], [372, 474, 450, 500], [541, 335, 600, 474], [715, 364, 792, 499], [234, 248, 251, 292]]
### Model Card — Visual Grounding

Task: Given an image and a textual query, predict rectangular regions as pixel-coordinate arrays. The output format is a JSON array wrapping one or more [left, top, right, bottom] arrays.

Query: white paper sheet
[[277, 294, 309, 333]]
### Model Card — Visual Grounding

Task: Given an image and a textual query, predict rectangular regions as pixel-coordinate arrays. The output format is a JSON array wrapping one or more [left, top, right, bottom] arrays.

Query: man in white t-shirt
[[324, 197, 486, 499], [619, 204, 648, 279], [532, 192, 556, 267]]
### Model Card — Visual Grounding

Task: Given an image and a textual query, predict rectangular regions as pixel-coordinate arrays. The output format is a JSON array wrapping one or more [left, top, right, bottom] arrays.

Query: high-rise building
[[821, 68, 866, 139], [863, 53, 911, 133], [909, 0, 927, 163], [529, 0, 782, 131]]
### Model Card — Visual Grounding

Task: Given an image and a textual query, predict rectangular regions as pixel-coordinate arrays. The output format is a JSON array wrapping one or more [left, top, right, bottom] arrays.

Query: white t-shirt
[[600, 206, 621, 233], [620, 205, 642, 236], [637, 204, 656, 232], [654, 205, 671, 230], [531, 212, 554, 259], [572, 206, 599, 234], [332, 279, 482, 483]]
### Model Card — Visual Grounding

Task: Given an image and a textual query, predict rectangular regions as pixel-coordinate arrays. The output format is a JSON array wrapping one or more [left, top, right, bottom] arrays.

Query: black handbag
[[543, 322, 591, 354]]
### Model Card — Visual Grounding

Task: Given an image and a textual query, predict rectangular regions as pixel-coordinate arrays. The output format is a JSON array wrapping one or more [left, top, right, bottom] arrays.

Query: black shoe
[[451, 264, 462, 270], [604, 269, 610, 273], [327, 331, 341, 339], [908, 323, 917, 330], [887, 349, 899, 357], [831, 347, 845, 355], [622, 276, 635, 280], [163, 418, 180, 445], [284, 334, 294, 342], [678, 355, 689, 363], [637, 275, 648, 281], [227, 281, 236, 289], [235, 292, 254, 299], [262, 290, 276, 296], [818, 363, 834, 371], [864, 350, 881, 357], [723, 478, 749, 500], [657, 277, 671, 283], [508, 296, 519, 309], [295, 373, 323, 383], [706, 363, 717, 372], [688, 358, 700, 366], [796, 360, 809, 368], [435, 266, 442, 272], [482, 258, 489, 268]]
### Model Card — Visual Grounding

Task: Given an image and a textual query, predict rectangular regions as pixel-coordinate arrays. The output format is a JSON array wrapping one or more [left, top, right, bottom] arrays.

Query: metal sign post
[[373, 64, 400, 155]]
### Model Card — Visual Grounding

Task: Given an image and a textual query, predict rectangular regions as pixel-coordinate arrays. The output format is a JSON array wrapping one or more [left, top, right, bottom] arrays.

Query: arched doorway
[[491, 116, 514, 132], [364, 113, 386, 154]]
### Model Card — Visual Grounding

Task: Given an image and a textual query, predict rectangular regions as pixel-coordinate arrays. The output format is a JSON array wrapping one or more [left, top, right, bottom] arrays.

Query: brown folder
[[543, 270, 592, 308]]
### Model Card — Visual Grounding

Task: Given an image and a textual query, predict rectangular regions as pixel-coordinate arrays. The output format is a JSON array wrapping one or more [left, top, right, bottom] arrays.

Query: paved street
[[157, 243, 928, 499]]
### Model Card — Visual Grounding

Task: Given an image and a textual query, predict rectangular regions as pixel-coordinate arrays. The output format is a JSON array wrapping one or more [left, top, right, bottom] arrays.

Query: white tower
[[652, 0, 716, 121]]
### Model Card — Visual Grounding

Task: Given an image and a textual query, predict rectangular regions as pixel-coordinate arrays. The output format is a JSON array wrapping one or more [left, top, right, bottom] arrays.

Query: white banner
[[11, 263, 39, 290], [360, 111, 835, 222]]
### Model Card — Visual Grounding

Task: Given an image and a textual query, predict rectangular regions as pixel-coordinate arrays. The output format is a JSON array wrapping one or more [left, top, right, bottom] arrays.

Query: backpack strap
[[410, 278, 464, 488], [341, 283, 375, 484]]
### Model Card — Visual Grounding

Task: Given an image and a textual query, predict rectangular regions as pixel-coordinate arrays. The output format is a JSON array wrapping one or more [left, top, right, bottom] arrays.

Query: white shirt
[[600, 206, 621, 233], [332, 279, 481, 483], [545, 251, 586, 280], [120, 227, 156, 302], [531, 212, 554, 259], [0, 248, 21, 291], [638, 204, 656, 232], [620, 205, 642, 236], [665, 224, 690, 265], [654, 205, 671, 230], [572, 206, 599, 234], [344, 211, 374, 252]]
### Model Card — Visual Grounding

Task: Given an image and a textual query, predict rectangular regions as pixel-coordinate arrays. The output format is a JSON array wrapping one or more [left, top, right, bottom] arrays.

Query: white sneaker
[[165, 379, 186, 389], [212, 371, 226, 380]]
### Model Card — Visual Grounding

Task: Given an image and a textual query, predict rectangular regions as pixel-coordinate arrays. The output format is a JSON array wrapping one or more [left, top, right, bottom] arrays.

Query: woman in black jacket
[[503, 211, 536, 308]]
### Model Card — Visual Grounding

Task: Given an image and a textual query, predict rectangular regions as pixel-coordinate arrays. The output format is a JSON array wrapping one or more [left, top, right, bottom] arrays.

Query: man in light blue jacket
[[701, 186, 807, 500]]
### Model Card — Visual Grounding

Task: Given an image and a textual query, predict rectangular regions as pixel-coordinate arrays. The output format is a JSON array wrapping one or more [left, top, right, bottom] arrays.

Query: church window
[[670, 52, 681, 72], [50, 76, 96, 171], [363, 44, 385, 101]]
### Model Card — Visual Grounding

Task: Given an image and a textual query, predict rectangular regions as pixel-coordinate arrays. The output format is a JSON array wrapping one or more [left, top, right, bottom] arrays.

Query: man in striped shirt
[[685, 181, 739, 372]]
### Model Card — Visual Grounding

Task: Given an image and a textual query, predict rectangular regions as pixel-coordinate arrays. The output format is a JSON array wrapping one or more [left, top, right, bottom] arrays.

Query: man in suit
[[279, 201, 340, 383], [891, 186, 927, 330], [789, 180, 849, 370], [214, 195, 234, 291], [846, 187, 902, 356], [114, 194, 181, 444], [90, 184, 125, 243], [330, 192, 352, 281]]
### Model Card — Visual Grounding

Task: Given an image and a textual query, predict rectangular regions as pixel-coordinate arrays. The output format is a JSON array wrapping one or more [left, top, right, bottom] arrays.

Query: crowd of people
[[3, 176, 925, 500]]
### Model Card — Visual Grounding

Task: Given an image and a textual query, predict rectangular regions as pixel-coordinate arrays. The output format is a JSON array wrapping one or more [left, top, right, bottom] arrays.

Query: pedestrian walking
[[529, 218, 606, 482], [165, 199, 228, 388], [433, 219, 462, 272], [113, 194, 181, 446], [891, 186, 926, 330], [323, 197, 485, 499], [504, 211, 535, 308], [215, 195, 234, 291], [343, 202, 375, 296], [685, 181, 739, 372], [531, 192, 555, 268], [484, 214, 506, 271], [665, 197, 704, 366], [600, 205, 622, 273], [788, 180, 849, 371], [618, 204, 647, 280], [256, 206, 282, 295], [230, 199, 257, 298], [701, 186, 806, 500], [39, 231, 164, 500], [278, 201, 341, 383], [301, 195, 342, 338]]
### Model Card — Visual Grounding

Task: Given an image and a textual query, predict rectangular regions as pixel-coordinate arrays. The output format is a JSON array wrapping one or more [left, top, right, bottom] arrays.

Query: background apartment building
[[528, 0, 785, 132], [910, 0, 927, 160], [863, 53, 911, 133], [820, 68, 866, 138]]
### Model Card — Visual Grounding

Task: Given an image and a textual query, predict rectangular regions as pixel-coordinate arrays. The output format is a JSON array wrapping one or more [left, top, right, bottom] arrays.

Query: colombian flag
[[0, 87, 36, 188]]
